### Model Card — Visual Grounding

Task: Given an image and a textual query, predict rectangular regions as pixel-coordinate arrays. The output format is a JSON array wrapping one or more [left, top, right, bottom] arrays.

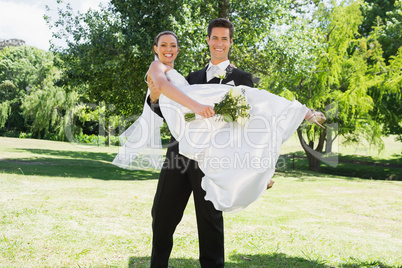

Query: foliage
[[0, 45, 82, 140], [0, 46, 53, 91], [230, 0, 321, 77], [378, 0, 402, 60], [360, 0, 402, 140], [359, 0, 402, 60], [0, 99, 10, 129], [0, 46, 63, 134], [21, 83, 79, 140], [73, 133, 119, 146], [18, 132, 33, 139], [256, 0, 402, 171], [46, 0, 173, 117]]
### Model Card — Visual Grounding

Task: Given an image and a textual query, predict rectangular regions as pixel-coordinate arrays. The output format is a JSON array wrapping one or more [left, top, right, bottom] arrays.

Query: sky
[[0, 0, 109, 51]]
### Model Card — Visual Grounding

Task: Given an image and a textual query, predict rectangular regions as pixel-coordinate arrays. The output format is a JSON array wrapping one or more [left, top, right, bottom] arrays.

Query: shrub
[[74, 134, 119, 146], [19, 132, 33, 139]]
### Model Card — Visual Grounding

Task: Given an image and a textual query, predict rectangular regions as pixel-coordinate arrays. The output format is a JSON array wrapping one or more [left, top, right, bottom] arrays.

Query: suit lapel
[[221, 69, 237, 85]]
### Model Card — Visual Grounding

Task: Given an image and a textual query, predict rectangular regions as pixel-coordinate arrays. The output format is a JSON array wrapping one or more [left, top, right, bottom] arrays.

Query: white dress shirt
[[206, 60, 230, 82]]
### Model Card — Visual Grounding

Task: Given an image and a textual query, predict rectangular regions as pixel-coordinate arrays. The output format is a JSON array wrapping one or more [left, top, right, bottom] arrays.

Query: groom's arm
[[236, 69, 254, 88], [243, 72, 254, 87], [146, 96, 163, 118], [146, 81, 164, 118]]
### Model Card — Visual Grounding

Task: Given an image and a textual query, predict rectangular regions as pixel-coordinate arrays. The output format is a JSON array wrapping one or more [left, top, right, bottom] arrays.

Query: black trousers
[[150, 143, 224, 268]]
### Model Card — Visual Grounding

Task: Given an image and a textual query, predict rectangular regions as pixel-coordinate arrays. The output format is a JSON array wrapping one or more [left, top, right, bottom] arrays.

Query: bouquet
[[184, 86, 251, 125]]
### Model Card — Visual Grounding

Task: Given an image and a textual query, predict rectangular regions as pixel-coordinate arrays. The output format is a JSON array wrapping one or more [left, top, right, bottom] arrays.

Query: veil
[[112, 56, 165, 170], [112, 89, 164, 170]]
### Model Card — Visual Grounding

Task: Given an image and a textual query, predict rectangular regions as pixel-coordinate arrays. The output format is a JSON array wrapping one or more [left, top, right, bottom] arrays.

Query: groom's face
[[207, 27, 233, 64]]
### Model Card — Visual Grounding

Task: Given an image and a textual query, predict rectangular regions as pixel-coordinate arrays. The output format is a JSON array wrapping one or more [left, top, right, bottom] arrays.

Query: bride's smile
[[154, 34, 179, 67]]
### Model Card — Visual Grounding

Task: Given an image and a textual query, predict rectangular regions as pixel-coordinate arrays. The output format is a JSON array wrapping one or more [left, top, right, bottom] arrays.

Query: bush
[[43, 132, 58, 141], [19, 132, 33, 139], [74, 134, 119, 146], [2, 130, 19, 137]]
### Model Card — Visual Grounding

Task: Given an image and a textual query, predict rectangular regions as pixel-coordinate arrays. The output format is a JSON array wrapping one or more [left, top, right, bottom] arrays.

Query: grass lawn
[[278, 135, 401, 181], [0, 137, 401, 267]]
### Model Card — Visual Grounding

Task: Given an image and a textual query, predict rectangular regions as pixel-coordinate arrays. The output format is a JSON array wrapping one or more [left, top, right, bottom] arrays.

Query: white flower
[[230, 87, 242, 98], [237, 117, 248, 126], [213, 68, 227, 80]]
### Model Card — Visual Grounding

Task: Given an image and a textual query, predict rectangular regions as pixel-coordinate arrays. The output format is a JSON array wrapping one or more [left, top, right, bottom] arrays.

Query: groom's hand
[[148, 78, 161, 103]]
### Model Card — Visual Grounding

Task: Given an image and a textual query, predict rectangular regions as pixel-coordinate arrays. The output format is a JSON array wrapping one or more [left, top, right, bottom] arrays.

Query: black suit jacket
[[186, 66, 254, 87]]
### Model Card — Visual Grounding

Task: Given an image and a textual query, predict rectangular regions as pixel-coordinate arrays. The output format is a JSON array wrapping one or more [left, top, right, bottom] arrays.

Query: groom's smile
[[207, 27, 233, 65]]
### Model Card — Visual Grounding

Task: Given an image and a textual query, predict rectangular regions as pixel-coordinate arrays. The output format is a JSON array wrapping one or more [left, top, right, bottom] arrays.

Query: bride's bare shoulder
[[148, 60, 167, 73]]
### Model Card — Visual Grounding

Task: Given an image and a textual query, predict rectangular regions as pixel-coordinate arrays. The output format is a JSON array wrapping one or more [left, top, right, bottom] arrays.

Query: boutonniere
[[213, 65, 235, 84], [213, 68, 227, 83]]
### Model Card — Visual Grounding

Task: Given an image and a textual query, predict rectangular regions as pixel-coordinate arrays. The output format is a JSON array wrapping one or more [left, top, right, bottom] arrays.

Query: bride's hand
[[193, 103, 215, 118]]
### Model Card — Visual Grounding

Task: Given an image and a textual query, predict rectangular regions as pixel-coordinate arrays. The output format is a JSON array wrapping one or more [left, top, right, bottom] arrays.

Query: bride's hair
[[207, 18, 234, 39], [153, 31, 179, 59]]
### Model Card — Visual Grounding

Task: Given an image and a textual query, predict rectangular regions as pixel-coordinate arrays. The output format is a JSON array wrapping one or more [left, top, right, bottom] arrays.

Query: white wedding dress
[[113, 69, 308, 213]]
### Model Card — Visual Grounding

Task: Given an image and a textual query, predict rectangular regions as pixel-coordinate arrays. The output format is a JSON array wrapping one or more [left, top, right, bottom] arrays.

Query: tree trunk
[[325, 129, 337, 153], [306, 151, 322, 172], [107, 125, 112, 146], [297, 128, 326, 172], [218, 0, 230, 19]]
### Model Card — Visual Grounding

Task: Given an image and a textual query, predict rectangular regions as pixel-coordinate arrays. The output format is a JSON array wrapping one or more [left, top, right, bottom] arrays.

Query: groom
[[148, 18, 253, 267]]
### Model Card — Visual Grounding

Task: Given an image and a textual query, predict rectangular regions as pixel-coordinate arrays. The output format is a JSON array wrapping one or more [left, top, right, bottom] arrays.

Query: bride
[[112, 30, 325, 213]]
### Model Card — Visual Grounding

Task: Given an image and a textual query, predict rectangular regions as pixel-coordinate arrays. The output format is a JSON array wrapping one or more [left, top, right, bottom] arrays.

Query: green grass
[[278, 135, 401, 180], [0, 137, 401, 267]]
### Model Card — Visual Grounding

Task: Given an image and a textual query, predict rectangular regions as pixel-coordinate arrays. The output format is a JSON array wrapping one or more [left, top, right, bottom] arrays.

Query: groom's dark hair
[[207, 18, 234, 39]]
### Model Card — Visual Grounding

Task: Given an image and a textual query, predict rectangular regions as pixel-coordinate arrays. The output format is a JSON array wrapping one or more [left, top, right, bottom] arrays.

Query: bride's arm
[[147, 61, 215, 118]]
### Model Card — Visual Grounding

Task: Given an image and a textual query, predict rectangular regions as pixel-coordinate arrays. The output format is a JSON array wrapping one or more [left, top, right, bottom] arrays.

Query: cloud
[[0, 0, 108, 51], [0, 1, 52, 50]]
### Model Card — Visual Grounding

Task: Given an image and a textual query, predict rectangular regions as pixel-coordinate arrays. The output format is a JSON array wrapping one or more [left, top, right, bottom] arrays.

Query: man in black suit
[[148, 18, 253, 268]]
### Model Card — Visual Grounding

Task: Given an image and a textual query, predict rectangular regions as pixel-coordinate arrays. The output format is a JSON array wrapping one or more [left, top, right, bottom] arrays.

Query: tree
[[0, 45, 55, 133], [360, 0, 402, 140], [21, 84, 78, 140], [264, 0, 402, 171], [359, 0, 401, 60]]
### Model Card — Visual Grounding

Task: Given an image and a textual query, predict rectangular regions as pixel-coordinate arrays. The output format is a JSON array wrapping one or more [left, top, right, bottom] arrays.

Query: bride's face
[[154, 34, 179, 67]]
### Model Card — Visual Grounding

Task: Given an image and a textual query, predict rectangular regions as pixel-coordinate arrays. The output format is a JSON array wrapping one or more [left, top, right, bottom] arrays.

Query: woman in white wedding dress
[[112, 31, 325, 213]]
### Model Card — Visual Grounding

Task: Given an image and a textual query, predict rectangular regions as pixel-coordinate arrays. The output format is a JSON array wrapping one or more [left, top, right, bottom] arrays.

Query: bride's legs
[[267, 179, 275, 189], [305, 109, 326, 129]]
